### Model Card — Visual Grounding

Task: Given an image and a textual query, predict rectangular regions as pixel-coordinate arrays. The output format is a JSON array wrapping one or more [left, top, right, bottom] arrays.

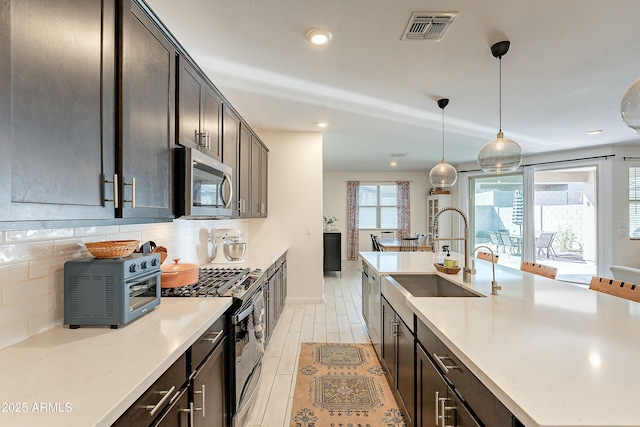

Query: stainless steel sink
[[389, 274, 484, 298]]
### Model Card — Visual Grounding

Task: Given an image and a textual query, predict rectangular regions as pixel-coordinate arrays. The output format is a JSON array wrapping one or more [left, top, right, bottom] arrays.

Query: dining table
[[378, 238, 432, 252]]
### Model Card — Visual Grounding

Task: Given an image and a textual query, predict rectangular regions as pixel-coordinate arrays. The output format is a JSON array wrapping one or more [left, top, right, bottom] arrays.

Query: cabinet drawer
[[416, 317, 513, 427], [190, 314, 226, 373], [113, 353, 187, 427]]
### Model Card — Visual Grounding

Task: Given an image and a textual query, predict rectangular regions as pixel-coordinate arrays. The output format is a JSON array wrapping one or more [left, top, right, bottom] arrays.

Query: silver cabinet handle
[[435, 391, 441, 425], [194, 384, 206, 417], [145, 385, 175, 416], [180, 401, 194, 426], [104, 173, 119, 208], [203, 330, 223, 343], [441, 398, 455, 427], [433, 352, 458, 374], [124, 177, 135, 208]]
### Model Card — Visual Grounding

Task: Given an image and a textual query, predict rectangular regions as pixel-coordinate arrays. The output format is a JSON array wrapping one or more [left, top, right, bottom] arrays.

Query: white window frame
[[358, 183, 397, 229]]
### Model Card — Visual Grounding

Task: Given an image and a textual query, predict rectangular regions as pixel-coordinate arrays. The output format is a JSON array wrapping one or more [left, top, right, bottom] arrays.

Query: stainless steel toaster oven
[[64, 253, 161, 329]]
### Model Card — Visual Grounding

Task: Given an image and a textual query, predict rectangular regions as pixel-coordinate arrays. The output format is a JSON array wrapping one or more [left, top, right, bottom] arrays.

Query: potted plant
[[323, 215, 338, 231]]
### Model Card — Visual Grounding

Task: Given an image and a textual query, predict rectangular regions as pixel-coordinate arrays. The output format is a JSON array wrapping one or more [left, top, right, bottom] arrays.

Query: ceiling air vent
[[401, 12, 458, 41], [389, 152, 408, 158]]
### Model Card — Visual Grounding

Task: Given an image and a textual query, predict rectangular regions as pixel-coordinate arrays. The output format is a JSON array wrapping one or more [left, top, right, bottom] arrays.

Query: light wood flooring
[[243, 260, 368, 427]]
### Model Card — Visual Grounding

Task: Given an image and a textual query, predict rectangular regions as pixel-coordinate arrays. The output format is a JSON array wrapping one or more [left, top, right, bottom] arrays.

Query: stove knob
[[129, 264, 137, 273], [150, 258, 158, 267], [140, 261, 148, 269]]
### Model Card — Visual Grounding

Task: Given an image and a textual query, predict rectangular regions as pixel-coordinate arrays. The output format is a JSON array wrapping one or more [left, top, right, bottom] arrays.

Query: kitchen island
[[360, 250, 640, 427], [0, 297, 231, 427]]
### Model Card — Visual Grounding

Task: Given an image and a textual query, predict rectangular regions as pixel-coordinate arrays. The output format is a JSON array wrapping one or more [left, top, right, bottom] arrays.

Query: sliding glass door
[[470, 173, 524, 271], [469, 163, 599, 285], [532, 165, 597, 283]]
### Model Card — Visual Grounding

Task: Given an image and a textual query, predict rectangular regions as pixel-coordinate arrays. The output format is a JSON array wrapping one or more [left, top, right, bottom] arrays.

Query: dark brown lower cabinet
[[151, 388, 189, 427], [416, 343, 479, 427], [191, 335, 228, 427], [381, 297, 415, 427]]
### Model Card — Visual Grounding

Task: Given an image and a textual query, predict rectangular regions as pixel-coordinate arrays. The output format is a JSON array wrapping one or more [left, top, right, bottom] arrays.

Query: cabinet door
[[201, 86, 222, 160], [151, 387, 189, 427], [177, 56, 202, 150], [397, 319, 415, 426], [267, 273, 278, 337], [368, 271, 381, 358], [416, 344, 448, 427], [250, 138, 261, 217], [192, 336, 228, 427], [381, 298, 396, 385], [361, 268, 369, 324], [259, 144, 268, 216], [238, 125, 251, 217], [120, 0, 175, 219], [0, 0, 116, 222], [222, 106, 240, 216]]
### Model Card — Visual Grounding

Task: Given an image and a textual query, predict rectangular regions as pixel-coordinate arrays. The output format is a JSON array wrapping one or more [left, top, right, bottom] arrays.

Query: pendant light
[[429, 98, 457, 187], [477, 40, 523, 174], [621, 77, 640, 133]]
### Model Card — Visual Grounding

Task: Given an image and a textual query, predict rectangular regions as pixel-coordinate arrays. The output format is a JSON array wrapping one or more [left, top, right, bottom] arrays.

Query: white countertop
[[360, 251, 640, 427], [203, 244, 288, 272], [0, 297, 232, 427]]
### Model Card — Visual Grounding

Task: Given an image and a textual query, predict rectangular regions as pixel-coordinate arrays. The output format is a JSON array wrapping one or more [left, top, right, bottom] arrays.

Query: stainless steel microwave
[[176, 147, 233, 218]]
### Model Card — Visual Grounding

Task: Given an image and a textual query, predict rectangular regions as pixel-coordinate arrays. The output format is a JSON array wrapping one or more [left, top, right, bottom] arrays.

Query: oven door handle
[[127, 270, 161, 287], [232, 305, 254, 324]]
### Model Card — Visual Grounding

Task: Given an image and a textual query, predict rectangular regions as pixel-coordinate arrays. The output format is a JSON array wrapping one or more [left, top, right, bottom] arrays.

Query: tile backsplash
[[0, 218, 248, 350]]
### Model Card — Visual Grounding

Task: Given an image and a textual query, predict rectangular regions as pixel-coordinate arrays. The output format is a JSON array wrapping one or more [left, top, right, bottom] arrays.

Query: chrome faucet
[[431, 206, 472, 283], [472, 245, 502, 295]]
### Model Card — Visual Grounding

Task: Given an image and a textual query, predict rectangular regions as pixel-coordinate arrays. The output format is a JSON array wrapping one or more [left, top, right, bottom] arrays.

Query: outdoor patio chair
[[487, 231, 501, 252], [498, 231, 518, 254], [536, 232, 557, 258]]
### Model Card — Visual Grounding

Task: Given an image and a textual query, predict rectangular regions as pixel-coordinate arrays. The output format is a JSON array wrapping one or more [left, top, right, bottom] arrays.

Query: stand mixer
[[209, 229, 247, 263]]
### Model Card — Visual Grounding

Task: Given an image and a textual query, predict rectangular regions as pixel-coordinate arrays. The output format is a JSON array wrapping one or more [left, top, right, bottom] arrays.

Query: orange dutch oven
[[160, 258, 199, 288]]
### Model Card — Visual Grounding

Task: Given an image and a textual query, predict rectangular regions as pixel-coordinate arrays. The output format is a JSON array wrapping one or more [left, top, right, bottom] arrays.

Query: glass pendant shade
[[429, 160, 458, 187], [477, 131, 522, 174], [621, 77, 640, 133]]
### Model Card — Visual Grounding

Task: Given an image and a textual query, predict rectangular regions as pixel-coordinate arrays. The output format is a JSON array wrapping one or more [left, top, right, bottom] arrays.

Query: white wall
[[323, 171, 429, 257], [250, 131, 324, 303]]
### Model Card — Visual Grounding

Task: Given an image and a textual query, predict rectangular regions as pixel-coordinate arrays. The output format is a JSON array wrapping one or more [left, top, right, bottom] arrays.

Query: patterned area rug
[[290, 342, 406, 427]]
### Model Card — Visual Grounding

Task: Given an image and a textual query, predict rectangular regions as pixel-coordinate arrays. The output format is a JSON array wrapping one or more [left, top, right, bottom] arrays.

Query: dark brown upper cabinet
[[222, 105, 240, 217], [178, 56, 222, 161], [0, 0, 117, 224], [239, 124, 268, 218], [119, 0, 176, 220]]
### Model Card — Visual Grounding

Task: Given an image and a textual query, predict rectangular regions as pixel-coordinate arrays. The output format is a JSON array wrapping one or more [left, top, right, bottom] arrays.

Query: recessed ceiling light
[[390, 161, 398, 167], [587, 129, 603, 135], [316, 121, 328, 128], [306, 29, 332, 45]]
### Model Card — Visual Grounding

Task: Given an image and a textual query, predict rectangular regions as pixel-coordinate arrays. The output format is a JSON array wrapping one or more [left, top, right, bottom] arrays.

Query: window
[[630, 167, 640, 238], [359, 184, 397, 229]]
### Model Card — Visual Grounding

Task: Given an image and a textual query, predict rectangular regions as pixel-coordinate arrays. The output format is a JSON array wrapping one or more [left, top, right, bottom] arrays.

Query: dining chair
[[380, 231, 395, 241], [520, 261, 557, 279], [371, 234, 383, 252], [400, 237, 418, 252]]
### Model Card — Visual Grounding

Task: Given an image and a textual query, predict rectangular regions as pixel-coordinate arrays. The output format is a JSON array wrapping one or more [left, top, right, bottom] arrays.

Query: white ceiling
[[146, 0, 640, 172]]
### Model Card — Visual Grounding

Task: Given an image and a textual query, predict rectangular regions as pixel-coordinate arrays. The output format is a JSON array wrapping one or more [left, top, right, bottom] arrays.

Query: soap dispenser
[[439, 245, 449, 265], [444, 247, 454, 268]]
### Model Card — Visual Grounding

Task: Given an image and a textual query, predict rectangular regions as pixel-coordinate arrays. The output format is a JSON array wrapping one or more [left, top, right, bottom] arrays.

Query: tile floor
[[244, 260, 368, 427]]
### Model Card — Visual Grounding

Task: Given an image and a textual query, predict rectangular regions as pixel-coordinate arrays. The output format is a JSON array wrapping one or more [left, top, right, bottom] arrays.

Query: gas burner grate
[[161, 267, 252, 297]]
